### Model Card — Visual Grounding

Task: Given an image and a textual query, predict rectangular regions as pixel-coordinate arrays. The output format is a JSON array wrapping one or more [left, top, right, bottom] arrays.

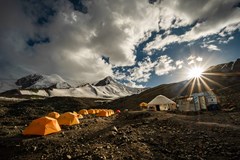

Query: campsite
[[0, 96, 240, 160], [1, 1, 240, 159]]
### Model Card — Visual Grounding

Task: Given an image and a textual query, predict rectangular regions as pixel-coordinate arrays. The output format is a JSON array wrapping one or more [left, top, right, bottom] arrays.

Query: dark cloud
[[69, 0, 88, 14], [27, 37, 50, 47], [21, 0, 57, 26]]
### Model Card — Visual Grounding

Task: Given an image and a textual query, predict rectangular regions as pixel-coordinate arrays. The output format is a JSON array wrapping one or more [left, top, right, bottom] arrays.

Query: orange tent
[[88, 109, 96, 114], [96, 110, 109, 117], [78, 114, 83, 119], [106, 110, 112, 116], [72, 111, 83, 119], [57, 112, 80, 126], [94, 109, 100, 114], [109, 109, 114, 116], [79, 109, 88, 115], [47, 111, 60, 119], [23, 117, 61, 136]]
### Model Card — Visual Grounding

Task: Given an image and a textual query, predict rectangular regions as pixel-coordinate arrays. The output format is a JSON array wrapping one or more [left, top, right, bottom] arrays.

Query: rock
[[143, 121, 150, 124], [66, 155, 72, 159], [101, 155, 107, 160], [92, 154, 107, 160], [33, 146, 37, 151], [111, 131, 117, 136], [112, 126, 118, 132]]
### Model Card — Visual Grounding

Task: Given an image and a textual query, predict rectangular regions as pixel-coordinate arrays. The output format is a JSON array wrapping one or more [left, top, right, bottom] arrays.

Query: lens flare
[[188, 67, 203, 79]]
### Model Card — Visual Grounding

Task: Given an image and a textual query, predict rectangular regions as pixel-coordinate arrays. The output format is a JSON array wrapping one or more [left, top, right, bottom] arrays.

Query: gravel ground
[[0, 99, 240, 160]]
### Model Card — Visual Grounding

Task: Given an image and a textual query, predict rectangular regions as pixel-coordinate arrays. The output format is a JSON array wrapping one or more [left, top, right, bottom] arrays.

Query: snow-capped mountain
[[15, 74, 71, 89], [94, 76, 116, 86], [1, 74, 146, 99]]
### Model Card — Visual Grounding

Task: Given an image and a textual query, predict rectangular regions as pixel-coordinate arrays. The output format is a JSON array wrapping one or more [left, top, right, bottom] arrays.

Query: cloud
[[0, 0, 162, 81], [187, 55, 196, 60], [124, 80, 144, 88], [144, 0, 240, 52], [196, 57, 203, 62], [219, 36, 234, 44], [155, 55, 176, 76], [114, 55, 182, 86], [188, 60, 195, 65], [129, 57, 156, 82], [187, 55, 203, 65], [1, 0, 239, 84], [207, 44, 221, 51], [201, 43, 221, 51], [176, 60, 184, 69], [114, 56, 156, 83], [144, 35, 180, 53]]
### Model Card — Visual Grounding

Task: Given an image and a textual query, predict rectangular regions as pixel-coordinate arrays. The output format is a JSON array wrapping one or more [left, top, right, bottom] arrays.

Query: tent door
[[156, 105, 160, 111]]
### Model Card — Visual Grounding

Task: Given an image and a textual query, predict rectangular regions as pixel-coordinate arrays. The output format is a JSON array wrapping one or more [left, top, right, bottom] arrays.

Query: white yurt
[[148, 95, 177, 111]]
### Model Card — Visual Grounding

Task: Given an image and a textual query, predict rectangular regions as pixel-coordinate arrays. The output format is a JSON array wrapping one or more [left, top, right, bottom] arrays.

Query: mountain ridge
[[1, 74, 146, 99], [1, 58, 239, 99]]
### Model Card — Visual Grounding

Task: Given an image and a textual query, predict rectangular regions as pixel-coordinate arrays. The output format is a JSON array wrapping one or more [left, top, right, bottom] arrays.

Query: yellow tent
[[96, 110, 109, 117], [57, 112, 80, 126], [23, 117, 61, 136], [79, 109, 88, 115], [140, 102, 148, 109], [47, 111, 60, 119], [140, 102, 148, 107]]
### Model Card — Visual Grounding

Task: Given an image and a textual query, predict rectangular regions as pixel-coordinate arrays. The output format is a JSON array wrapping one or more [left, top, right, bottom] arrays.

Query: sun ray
[[189, 77, 197, 95], [201, 75, 225, 88], [203, 72, 240, 76], [177, 78, 194, 96], [199, 77, 212, 91], [196, 77, 202, 93]]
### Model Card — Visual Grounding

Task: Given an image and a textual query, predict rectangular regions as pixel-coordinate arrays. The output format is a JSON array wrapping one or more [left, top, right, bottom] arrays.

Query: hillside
[[98, 59, 240, 110]]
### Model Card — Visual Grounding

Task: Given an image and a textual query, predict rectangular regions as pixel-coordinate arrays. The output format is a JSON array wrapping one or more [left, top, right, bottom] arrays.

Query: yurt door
[[156, 105, 160, 111]]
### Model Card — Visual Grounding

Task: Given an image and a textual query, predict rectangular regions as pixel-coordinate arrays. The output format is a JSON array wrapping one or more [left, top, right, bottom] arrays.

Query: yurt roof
[[148, 95, 176, 105]]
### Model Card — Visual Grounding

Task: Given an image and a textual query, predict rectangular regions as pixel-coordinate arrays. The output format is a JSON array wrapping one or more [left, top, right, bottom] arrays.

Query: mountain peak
[[205, 58, 240, 73], [15, 74, 71, 89], [15, 74, 43, 88], [94, 76, 116, 86]]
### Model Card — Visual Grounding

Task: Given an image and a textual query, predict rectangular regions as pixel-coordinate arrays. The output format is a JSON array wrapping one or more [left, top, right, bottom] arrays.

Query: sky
[[0, 0, 240, 88]]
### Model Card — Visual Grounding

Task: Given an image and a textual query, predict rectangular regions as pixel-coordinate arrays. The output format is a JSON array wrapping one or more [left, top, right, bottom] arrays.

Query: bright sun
[[188, 67, 204, 78]]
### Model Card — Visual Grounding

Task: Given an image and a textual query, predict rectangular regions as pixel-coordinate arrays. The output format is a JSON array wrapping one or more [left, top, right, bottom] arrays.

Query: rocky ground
[[0, 98, 240, 160]]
